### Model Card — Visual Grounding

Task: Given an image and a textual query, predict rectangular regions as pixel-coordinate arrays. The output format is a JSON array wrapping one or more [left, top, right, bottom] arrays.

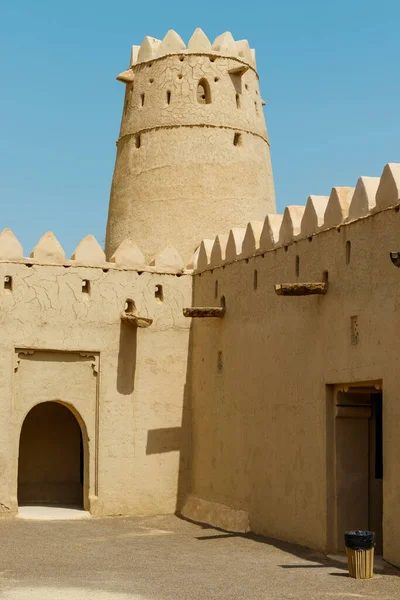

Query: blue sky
[[1, 0, 399, 256]]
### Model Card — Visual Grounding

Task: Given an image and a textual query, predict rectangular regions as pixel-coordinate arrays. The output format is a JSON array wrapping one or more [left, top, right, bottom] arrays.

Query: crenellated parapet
[[0, 230, 187, 275], [191, 162, 400, 271], [121, 29, 257, 72]]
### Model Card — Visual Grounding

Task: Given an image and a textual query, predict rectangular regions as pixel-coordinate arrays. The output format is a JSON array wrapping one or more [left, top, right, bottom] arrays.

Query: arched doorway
[[18, 402, 84, 507]]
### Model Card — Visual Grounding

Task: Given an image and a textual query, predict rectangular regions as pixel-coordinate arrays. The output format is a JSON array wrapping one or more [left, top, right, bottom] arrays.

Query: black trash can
[[344, 531, 375, 579]]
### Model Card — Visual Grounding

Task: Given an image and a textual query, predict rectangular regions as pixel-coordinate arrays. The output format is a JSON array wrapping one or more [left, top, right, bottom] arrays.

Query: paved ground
[[0, 514, 398, 599]]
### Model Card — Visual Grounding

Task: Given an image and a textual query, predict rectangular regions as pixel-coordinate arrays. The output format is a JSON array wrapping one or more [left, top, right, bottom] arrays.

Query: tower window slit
[[346, 240, 351, 265], [236, 93, 241, 109], [253, 270, 258, 290], [197, 79, 211, 104], [167, 90, 171, 105], [155, 284, 163, 302], [135, 134, 141, 148], [140, 93, 145, 107], [233, 132, 242, 146]]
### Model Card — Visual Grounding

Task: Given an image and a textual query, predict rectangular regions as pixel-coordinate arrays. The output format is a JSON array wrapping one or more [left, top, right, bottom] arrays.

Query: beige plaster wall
[[185, 204, 400, 566], [0, 261, 191, 517], [106, 53, 275, 262]]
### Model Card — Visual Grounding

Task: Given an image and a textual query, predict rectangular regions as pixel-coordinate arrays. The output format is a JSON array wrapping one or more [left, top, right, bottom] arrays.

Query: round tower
[[105, 28, 276, 263]]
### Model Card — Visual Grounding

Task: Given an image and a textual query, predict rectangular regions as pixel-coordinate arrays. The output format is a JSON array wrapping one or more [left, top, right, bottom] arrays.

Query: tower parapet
[[124, 30, 257, 70], [106, 29, 276, 263]]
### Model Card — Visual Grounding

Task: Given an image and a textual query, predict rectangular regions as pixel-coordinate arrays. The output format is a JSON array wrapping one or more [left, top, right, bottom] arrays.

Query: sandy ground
[[0, 514, 398, 599]]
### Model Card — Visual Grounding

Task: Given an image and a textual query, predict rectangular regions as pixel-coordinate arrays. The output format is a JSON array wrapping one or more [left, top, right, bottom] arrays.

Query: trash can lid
[[344, 531, 376, 550]]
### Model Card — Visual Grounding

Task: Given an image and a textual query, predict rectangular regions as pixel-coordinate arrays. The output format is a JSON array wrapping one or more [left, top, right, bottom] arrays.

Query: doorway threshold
[[17, 506, 91, 521]]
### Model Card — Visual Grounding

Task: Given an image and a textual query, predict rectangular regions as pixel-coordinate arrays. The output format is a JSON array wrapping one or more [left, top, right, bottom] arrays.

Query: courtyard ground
[[0, 514, 398, 599]]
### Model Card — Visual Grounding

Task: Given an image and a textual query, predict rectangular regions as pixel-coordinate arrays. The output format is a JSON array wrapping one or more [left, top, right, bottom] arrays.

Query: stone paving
[[0, 514, 398, 599]]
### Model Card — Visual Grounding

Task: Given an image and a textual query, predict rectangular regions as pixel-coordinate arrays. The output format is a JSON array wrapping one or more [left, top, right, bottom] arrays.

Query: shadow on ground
[[183, 515, 400, 578]]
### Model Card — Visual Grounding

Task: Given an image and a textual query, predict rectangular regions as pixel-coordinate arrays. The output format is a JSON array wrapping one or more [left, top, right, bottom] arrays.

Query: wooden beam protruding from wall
[[274, 283, 328, 296], [121, 312, 153, 328], [183, 307, 225, 318]]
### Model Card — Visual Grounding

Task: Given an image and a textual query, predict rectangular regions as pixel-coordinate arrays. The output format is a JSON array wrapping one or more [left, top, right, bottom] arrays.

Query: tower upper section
[[106, 29, 276, 263], [117, 29, 267, 141]]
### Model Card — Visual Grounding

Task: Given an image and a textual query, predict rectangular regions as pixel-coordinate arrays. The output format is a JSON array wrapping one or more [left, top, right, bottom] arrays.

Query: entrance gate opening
[[330, 386, 383, 554], [18, 402, 84, 508]]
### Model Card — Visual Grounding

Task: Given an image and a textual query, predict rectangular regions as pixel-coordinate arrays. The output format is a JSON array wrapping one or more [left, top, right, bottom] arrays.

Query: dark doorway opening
[[333, 388, 383, 554], [18, 402, 84, 508]]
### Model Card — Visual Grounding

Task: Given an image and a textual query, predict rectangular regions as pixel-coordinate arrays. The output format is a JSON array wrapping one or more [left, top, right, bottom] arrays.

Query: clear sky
[[1, 0, 399, 256]]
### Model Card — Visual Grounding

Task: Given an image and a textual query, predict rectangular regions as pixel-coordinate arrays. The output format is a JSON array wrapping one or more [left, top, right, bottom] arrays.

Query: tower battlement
[[121, 29, 257, 72]]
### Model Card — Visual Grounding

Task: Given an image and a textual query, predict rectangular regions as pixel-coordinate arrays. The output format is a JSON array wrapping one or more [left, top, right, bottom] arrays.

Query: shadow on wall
[[117, 321, 137, 395], [146, 428, 182, 454]]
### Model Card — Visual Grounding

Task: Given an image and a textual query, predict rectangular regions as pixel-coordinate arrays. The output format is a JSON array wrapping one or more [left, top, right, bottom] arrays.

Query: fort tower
[[105, 29, 276, 262]]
